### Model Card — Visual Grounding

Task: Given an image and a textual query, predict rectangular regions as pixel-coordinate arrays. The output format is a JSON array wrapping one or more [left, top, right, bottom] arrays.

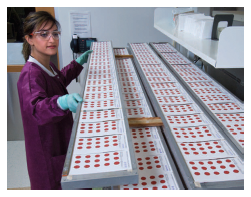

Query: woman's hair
[[22, 11, 61, 62]]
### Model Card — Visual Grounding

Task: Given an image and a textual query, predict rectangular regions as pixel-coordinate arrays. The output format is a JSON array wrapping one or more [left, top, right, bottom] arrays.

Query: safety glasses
[[30, 30, 61, 40]]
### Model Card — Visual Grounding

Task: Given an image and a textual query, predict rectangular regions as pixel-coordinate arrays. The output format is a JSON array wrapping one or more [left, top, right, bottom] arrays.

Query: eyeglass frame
[[29, 30, 61, 40]]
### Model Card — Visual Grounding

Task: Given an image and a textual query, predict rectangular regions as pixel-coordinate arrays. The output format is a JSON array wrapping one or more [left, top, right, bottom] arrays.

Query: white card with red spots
[[178, 140, 237, 161], [119, 76, 138, 82], [85, 85, 115, 93], [114, 48, 129, 55], [69, 151, 132, 175], [76, 120, 125, 138], [153, 89, 182, 97], [86, 79, 115, 86], [130, 127, 160, 141], [150, 82, 178, 90], [215, 113, 244, 125], [174, 68, 198, 73], [178, 71, 203, 77], [165, 114, 212, 128], [132, 139, 165, 156], [124, 100, 146, 109], [119, 72, 136, 78], [73, 135, 128, 154], [117, 67, 135, 73], [142, 67, 165, 73], [79, 109, 122, 122], [84, 91, 119, 101], [116, 59, 134, 69], [187, 81, 216, 89], [187, 157, 244, 183], [192, 87, 224, 95], [206, 103, 244, 114], [198, 94, 232, 104], [181, 76, 211, 82], [88, 64, 112, 71], [81, 99, 121, 111], [144, 72, 170, 78], [87, 73, 115, 80], [161, 103, 202, 115], [172, 64, 194, 69], [121, 86, 143, 94], [122, 92, 145, 100], [120, 155, 179, 190], [88, 69, 112, 75], [153, 43, 177, 53], [224, 123, 244, 148], [162, 53, 190, 64], [141, 64, 164, 69], [126, 107, 151, 118], [147, 76, 176, 83], [156, 96, 194, 105], [171, 125, 224, 143], [120, 81, 141, 88]]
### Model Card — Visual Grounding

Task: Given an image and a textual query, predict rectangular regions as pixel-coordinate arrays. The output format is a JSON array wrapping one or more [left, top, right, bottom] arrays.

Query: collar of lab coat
[[28, 56, 57, 77]]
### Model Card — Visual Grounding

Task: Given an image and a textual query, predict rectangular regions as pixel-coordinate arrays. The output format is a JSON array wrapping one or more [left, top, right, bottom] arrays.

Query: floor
[[7, 141, 31, 189]]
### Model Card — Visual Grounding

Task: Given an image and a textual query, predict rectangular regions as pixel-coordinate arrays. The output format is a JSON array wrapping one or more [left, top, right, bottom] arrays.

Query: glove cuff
[[57, 95, 69, 110]]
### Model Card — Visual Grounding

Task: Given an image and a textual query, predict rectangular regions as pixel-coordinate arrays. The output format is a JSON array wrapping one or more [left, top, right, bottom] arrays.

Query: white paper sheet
[[76, 120, 125, 138], [178, 140, 237, 161], [186, 157, 244, 183], [170, 125, 224, 143], [69, 151, 131, 175]]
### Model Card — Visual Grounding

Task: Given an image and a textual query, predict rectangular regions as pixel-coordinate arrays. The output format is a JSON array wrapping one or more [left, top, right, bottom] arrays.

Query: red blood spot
[[159, 174, 164, 178], [84, 165, 90, 168], [194, 172, 200, 175], [114, 161, 120, 165], [214, 171, 220, 175], [74, 165, 80, 169], [204, 172, 210, 176], [224, 171, 230, 174]]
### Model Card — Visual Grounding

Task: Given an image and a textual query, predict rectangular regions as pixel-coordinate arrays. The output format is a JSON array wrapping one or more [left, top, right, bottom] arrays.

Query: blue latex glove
[[58, 93, 83, 113], [76, 50, 93, 65]]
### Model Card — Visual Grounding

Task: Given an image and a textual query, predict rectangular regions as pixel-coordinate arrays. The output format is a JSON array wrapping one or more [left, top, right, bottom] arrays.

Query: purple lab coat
[[17, 60, 83, 190]]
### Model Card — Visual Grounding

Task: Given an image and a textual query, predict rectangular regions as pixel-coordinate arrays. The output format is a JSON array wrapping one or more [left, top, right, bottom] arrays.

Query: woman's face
[[27, 21, 59, 57]]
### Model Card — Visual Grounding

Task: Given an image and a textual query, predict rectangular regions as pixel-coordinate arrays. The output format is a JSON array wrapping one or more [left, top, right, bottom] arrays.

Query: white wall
[[55, 7, 171, 94]]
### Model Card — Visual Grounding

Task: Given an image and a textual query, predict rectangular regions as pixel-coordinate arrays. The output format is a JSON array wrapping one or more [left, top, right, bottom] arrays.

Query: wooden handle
[[115, 55, 134, 59], [128, 117, 163, 127]]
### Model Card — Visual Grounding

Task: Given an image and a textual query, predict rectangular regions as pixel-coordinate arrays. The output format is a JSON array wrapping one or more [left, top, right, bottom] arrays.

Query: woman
[[17, 11, 92, 190]]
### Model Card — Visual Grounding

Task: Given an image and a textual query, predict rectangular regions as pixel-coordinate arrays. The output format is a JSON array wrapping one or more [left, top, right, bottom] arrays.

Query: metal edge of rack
[[61, 41, 138, 190], [61, 44, 92, 189], [149, 42, 244, 155], [118, 46, 185, 190], [127, 42, 244, 190]]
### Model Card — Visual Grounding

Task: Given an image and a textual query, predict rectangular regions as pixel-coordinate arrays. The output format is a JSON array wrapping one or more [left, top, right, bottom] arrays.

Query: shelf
[[154, 8, 244, 69]]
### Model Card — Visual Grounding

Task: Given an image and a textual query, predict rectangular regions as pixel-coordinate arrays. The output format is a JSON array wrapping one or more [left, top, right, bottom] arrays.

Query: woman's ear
[[25, 35, 34, 46]]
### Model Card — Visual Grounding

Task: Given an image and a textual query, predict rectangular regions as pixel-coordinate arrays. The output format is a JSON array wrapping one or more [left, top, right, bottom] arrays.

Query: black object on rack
[[211, 14, 234, 40]]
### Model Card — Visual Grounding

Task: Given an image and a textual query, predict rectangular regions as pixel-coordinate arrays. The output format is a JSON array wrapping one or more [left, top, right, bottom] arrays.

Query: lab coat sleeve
[[60, 60, 83, 87], [26, 69, 71, 126]]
